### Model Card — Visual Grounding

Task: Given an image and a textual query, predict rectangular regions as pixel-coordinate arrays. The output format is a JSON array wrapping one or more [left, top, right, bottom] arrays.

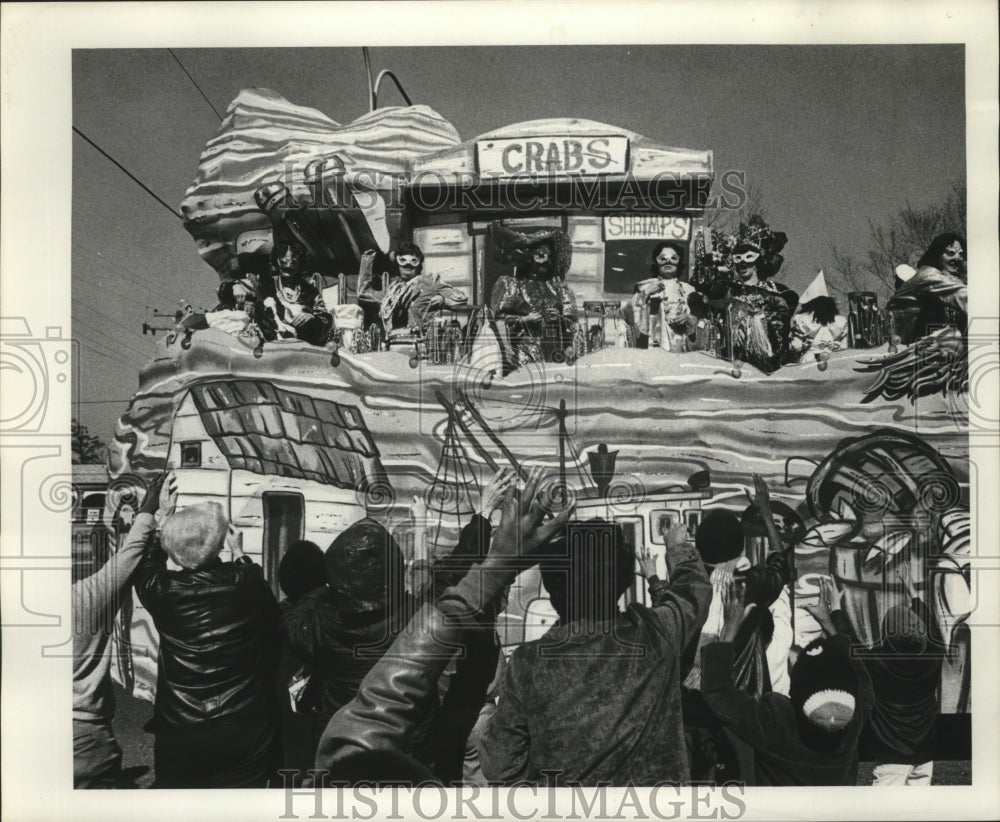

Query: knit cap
[[789, 637, 858, 733]]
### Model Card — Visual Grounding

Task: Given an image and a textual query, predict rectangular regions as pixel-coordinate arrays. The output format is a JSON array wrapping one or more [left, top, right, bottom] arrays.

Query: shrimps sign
[[477, 135, 629, 177]]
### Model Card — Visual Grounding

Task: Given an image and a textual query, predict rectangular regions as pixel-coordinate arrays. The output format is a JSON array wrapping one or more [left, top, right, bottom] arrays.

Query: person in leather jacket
[[133, 502, 281, 788], [314, 471, 572, 785], [281, 518, 416, 737]]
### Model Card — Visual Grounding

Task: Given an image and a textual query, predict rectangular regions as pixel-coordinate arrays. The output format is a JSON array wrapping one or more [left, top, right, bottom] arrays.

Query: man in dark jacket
[[314, 471, 571, 783], [134, 502, 280, 788], [282, 519, 418, 756], [479, 519, 711, 786]]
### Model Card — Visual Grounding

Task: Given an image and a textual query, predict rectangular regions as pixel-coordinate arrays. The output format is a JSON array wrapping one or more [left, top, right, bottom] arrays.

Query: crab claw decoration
[[861, 530, 913, 574]]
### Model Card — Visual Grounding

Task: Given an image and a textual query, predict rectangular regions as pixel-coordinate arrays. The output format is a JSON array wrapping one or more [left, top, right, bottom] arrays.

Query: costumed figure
[[704, 226, 798, 373], [358, 243, 468, 343], [887, 233, 967, 345], [626, 241, 701, 352], [173, 277, 261, 343], [488, 223, 578, 368], [789, 296, 848, 361], [254, 231, 333, 346]]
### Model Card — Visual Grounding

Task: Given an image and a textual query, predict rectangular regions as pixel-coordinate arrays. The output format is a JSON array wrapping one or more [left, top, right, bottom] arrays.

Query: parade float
[[105, 87, 971, 744]]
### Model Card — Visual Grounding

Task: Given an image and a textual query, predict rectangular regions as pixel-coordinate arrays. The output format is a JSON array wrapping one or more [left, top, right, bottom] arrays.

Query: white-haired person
[[133, 501, 281, 788]]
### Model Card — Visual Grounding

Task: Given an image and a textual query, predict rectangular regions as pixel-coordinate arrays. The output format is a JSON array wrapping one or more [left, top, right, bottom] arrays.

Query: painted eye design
[[806, 645, 824, 657]]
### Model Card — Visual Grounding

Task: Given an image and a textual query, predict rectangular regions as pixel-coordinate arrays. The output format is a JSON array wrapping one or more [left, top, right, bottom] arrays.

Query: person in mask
[[489, 228, 578, 366], [358, 242, 468, 339]]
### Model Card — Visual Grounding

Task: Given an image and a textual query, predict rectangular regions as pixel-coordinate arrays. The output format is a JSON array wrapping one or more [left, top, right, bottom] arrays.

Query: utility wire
[[71, 318, 152, 367], [73, 339, 149, 370], [72, 295, 159, 342], [73, 126, 182, 221], [74, 243, 193, 308], [168, 49, 224, 121]]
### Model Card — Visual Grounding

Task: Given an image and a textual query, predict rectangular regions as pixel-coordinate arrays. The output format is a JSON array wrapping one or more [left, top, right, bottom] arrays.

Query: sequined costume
[[707, 280, 798, 373], [490, 275, 578, 365], [359, 270, 468, 336], [887, 265, 967, 345]]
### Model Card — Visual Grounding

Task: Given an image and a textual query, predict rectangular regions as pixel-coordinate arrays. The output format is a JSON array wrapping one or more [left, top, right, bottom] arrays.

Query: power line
[[73, 126, 182, 221], [168, 49, 224, 121], [71, 320, 152, 368], [71, 306, 153, 350], [73, 339, 149, 370], [72, 295, 157, 341], [73, 335, 150, 370], [73, 243, 198, 308]]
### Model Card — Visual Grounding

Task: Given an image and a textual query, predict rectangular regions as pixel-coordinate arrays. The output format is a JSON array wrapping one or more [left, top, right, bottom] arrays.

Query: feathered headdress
[[487, 222, 573, 279], [702, 214, 789, 281]]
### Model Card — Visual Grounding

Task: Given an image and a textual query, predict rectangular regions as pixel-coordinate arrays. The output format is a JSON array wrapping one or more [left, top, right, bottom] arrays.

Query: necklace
[[279, 280, 301, 303]]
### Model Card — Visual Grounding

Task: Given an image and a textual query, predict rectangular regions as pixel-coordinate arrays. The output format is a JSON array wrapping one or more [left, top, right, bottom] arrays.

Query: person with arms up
[[699, 582, 874, 785], [134, 504, 281, 788], [479, 518, 711, 786], [73, 474, 169, 788]]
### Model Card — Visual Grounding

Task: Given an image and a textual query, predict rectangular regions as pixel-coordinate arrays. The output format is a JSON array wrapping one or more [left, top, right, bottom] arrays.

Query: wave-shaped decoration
[[180, 88, 461, 276], [110, 331, 969, 521]]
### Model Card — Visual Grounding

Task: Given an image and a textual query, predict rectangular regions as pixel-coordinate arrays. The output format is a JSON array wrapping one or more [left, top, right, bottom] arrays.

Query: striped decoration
[[180, 88, 461, 276]]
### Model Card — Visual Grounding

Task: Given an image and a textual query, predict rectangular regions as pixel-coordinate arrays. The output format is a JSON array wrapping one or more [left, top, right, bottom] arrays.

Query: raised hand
[[804, 577, 840, 636], [138, 474, 166, 517], [664, 523, 691, 554], [158, 471, 179, 518], [488, 469, 573, 569], [635, 543, 658, 580], [745, 473, 771, 512], [225, 525, 245, 560], [479, 467, 515, 519], [720, 597, 756, 644]]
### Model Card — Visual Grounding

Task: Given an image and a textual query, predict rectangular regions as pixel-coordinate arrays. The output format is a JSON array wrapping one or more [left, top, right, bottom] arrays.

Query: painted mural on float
[[105, 87, 971, 719]]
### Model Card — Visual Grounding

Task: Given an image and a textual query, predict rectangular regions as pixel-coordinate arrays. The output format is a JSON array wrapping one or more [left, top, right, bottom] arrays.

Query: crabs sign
[[478, 135, 630, 176]]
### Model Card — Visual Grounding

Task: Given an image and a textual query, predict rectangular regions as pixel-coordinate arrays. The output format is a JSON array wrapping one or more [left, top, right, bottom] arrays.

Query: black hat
[[324, 519, 404, 615], [789, 637, 858, 733], [695, 509, 744, 566], [278, 540, 325, 601]]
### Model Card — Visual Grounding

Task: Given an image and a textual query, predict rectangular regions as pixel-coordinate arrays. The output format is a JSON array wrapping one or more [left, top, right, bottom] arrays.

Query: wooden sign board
[[477, 135, 629, 177], [603, 214, 691, 242]]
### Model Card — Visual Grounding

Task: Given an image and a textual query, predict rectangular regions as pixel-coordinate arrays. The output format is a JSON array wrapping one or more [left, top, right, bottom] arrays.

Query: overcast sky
[[71, 44, 966, 438]]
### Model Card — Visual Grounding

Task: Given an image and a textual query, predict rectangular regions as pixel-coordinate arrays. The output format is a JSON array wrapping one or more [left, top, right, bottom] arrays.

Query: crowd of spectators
[[74, 466, 947, 789]]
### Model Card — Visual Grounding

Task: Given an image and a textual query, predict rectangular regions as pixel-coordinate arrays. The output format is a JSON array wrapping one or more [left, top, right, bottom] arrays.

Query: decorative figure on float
[[358, 242, 468, 343], [701, 220, 798, 374], [488, 222, 579, 367], [627, 241, 701, 352]]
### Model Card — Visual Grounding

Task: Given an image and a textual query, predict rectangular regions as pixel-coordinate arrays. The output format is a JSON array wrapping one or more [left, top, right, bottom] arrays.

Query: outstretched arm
[[648, 524, 712, 650], [700, 596, 772, 745], [315, 470, 572, 777]]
